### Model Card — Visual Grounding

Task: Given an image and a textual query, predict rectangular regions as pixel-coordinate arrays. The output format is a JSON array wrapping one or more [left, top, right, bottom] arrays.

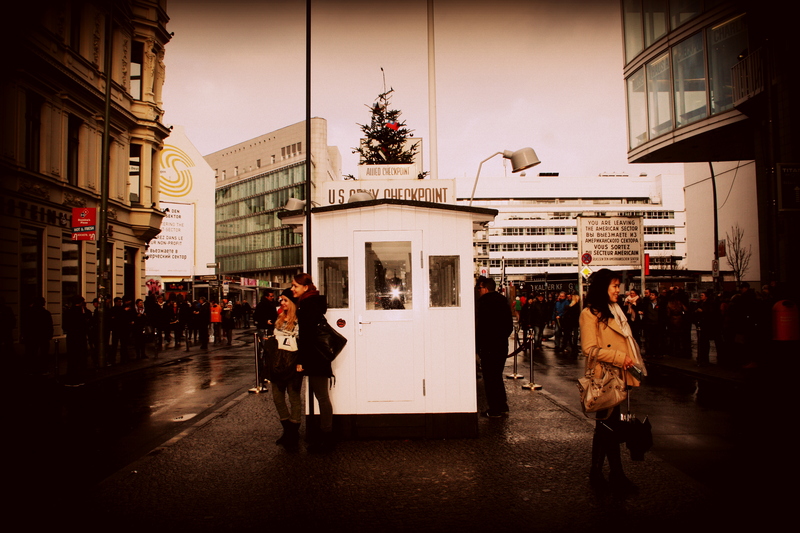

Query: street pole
[[709, 162, 720, 293], [96, 6, 114, 368]]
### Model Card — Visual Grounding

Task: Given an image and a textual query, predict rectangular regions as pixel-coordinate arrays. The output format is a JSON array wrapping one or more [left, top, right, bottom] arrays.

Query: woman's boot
[[607, 436, 638, 495], [276, 419, 290, 445], [283, 421, 301, 447], [589, 430, 608, 491]]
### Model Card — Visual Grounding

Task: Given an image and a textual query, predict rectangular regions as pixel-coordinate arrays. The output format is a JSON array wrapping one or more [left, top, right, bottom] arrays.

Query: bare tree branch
[[725, 223, 752, 283]]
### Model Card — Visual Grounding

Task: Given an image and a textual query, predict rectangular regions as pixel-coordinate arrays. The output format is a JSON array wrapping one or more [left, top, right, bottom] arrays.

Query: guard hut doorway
[[354, 230, 424, 414], [286, 198, 497, 439]]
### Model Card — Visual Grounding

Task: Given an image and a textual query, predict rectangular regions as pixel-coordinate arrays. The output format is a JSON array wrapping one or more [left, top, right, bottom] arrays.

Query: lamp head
[[283, 198, 306, 211], [503, 148, 541, 173], [347, 192, 375, 203]]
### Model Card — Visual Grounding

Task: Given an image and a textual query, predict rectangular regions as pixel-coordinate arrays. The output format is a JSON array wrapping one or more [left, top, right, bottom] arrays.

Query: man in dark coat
[[253, 292, 278, 336], [475, 277, 514, 417], [528, 292, 550, 349], [21, 296, 52, 375]]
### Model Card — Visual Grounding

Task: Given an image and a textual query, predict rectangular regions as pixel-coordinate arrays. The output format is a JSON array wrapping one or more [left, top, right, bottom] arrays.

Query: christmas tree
[[351, 87, 427, 179]]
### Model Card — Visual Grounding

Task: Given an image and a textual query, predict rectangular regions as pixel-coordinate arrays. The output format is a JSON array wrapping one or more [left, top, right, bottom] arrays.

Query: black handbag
[[311, 318, 347, 362]]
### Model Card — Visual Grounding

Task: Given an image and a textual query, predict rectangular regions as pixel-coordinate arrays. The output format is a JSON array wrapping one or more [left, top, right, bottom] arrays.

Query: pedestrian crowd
[[14, 292, 257, 385], [510, 281, 778, 370]]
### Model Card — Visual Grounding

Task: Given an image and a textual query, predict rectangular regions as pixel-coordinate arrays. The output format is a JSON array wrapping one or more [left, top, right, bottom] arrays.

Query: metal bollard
[[248, 331, 268, 393]]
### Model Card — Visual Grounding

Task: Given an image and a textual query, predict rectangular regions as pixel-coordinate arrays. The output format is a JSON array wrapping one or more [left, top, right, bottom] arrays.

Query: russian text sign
[[578, 216, 643, 267]]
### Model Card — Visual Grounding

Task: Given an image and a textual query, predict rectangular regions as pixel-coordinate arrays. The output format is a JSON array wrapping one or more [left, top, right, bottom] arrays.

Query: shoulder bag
[[311, 317, 347, 362]]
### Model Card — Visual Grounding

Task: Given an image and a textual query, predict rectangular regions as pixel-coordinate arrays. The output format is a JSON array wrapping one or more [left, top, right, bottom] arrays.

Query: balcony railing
[[732, 47, 766, 107]]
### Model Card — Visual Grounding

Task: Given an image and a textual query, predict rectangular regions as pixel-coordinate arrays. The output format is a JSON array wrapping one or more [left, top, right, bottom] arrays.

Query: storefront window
[[626, 68, 647, 149], [318, 257, 348, 309], [647, 52, 673, 138], [20, 226, 43, 304], [62, 235, 81, 302], [672, 32, 707, 128], [429, 256, 460, 308], [708, 14, 748, 115]]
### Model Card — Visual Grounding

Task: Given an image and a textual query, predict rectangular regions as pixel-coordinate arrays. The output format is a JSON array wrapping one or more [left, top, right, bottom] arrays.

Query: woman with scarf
[[268, 288, 303, 448], [579, 269, 646, 495], [291, 273, 335, 453]]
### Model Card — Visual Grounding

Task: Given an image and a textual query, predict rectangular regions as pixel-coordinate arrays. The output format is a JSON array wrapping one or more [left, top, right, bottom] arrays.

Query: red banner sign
[[72, 208, 97, 241]]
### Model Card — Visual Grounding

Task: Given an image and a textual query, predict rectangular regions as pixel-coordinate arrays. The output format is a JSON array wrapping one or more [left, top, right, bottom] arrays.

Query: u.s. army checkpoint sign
[[578, 216, 643, 267]]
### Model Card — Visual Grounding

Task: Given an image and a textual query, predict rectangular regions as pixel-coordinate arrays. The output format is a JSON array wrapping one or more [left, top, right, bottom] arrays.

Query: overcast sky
[[162, 0, 682, 181]]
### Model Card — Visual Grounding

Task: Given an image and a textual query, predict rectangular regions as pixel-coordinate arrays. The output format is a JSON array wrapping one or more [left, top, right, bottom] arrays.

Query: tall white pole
[[427, 0, 439, 180]]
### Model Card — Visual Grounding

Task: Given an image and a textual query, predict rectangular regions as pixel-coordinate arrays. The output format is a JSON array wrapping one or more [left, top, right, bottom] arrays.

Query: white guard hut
[[288, 198, 497, 439]]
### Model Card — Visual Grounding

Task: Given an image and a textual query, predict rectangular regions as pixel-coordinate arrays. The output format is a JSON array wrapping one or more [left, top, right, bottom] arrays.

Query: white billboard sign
[[578, 216, 643, 267], [145, 202, 195, 276]]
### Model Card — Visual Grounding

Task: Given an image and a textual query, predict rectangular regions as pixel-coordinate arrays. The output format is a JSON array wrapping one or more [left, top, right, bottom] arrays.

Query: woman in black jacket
[[291, 273, 334, 452]]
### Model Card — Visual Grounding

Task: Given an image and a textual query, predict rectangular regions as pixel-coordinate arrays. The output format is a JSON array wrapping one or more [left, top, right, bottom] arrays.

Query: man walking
[[475, 277, 514, 418], [552, 291, 569, 352]]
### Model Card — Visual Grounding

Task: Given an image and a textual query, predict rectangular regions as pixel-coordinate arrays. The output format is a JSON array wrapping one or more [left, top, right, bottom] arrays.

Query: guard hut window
[[429, 256, 460, 307], [319, 257, 349, 309]]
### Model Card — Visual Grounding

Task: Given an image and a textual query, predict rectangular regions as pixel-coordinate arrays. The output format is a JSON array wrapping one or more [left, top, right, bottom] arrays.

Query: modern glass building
[[206, 119, 341, 287], [621, 0, 799, 285]]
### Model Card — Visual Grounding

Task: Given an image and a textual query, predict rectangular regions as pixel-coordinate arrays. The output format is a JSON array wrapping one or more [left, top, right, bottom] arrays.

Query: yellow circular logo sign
[[160, 145, 194, 197]]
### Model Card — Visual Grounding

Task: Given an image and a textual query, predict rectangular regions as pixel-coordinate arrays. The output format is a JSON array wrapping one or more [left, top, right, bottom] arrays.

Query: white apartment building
[[457, 173, 686, 291]]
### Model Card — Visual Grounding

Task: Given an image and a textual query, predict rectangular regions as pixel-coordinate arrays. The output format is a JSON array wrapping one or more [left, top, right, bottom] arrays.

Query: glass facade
[[624, 4, 748, 149], [215, 163, 306, 274], [673, 32, 707, 128], [627, 68, 647, 149], [707, 14, 748, 114]]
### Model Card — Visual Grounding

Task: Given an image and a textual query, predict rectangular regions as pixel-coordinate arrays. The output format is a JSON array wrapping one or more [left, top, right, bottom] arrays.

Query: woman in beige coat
[[580, 269, 646, 495]]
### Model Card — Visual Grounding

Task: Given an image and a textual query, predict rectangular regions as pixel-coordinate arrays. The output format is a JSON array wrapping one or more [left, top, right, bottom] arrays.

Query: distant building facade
[[205, 118, 341, 289], [458, 173, 686, 292], [1, 1, 171, 343], [144, 126, 216, 301], [621, 0, 799, 286]]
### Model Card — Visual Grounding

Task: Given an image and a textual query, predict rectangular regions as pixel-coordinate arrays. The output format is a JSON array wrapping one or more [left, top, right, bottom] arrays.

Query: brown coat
[[579, 307, 641, 387]]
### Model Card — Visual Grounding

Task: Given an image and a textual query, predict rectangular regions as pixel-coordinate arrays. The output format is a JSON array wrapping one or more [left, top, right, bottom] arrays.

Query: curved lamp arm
[[469, 148, 540, 206]]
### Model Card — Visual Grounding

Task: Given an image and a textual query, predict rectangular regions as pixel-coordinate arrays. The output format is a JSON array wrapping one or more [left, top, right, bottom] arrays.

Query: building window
[[623, 0, 644, 63], [69, 2, 82, 51], [67, 115, 82, 186], [20, 226, 43, 304], [24, 91, 42, 172], [627, 68, 647, 149], [256, 159, 261, 168], [673, 32, 707, 128], [131, 41, 143, 100], [669, 0, 702, 30], [643, 0, 668, 47], [129, 144, 141, 204], [707, 14, 748, 115], [647, 52, 673, 138], [318, 257, 348, 309], [62, 235, 81, 302]]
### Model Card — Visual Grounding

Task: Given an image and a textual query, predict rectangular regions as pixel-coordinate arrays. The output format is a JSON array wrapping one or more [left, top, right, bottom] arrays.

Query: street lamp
[[468, 148, 540, 206]]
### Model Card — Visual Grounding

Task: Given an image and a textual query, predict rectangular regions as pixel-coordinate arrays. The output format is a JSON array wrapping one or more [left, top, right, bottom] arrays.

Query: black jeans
[[479, 351, 509, 413]]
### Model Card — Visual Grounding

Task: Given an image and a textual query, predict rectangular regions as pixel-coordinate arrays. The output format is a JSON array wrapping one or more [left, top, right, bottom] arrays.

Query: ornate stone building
[[0, 0, 171, 347]]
